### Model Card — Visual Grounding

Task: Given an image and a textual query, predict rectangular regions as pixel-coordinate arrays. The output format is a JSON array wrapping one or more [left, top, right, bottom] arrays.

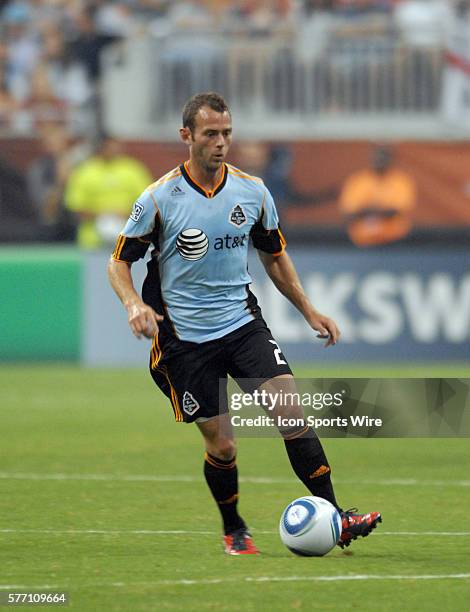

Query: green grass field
[[1, 365, 470, 611]]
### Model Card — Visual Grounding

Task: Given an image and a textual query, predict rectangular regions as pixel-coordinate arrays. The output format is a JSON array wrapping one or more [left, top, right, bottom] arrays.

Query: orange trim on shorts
[[150, 334, 162, 370], [150, 336, 183, 422], [162, 366, 183, 422]]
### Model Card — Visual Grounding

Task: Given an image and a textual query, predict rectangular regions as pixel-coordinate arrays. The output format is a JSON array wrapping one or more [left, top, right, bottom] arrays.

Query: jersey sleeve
[[111, 190, 160, 263], [250, 186, 286, 256]]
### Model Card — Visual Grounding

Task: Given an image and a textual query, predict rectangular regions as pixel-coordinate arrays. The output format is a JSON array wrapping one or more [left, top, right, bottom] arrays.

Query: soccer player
[[108, 92, 381, 555]]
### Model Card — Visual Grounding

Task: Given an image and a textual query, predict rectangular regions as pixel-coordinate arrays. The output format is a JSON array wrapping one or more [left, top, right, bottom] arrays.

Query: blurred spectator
[[0, 42, 19, 127], [394, 0, 454, 48], [394, 0, 453, 110], [335, 0, 394, 17], [3, 1, 40, 102], [441, 0, 470, 125], [164, 0, 218, 32], [296, 1, 336, 63], [27, 124, 90, 241], [17, 62, 68, 132], [64, 134, 152, 249], [237, 141, 339, 215], [40, 23, 95, 132], [68, 5, 122, 83], [41, 24, 92, 105], [0, 155, 37, 241], [234, 0, 294, 35], [338, 145, 416, 247], [131, 0, 170, 19], [95, 1, 136, 37]]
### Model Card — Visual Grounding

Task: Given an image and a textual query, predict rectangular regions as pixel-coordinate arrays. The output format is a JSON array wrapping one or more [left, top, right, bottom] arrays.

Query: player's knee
[[213, 438, 237, 461]]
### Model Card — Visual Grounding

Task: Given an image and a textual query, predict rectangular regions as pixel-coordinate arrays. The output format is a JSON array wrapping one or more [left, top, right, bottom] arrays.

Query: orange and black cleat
[[223, 528, 259, 555], [338, 508, 382, 549]]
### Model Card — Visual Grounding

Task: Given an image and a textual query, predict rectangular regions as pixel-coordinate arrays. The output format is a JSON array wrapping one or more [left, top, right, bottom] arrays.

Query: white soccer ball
[[279, 495, 342, 557]]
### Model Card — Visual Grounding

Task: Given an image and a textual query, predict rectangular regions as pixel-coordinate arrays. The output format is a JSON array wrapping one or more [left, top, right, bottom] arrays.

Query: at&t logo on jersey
[[176, 228, 209, 261], [229, 204, 247, 227], [214, 233, 248, 250]]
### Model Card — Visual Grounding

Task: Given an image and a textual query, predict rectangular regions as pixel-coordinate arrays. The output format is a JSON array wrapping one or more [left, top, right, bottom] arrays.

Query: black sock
[[283, 427, 342, 512], [203, 452, 246, 535]]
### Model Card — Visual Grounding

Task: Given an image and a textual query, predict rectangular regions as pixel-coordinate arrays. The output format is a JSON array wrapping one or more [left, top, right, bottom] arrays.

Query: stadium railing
[[101, 31, 447, 140]]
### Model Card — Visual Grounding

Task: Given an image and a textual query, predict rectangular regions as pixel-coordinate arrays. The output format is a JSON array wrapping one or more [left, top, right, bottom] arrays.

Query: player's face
[[186, 107, 232, 173]]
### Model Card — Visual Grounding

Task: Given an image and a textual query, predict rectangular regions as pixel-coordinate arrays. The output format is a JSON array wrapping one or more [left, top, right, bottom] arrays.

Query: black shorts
[[149, 319, 293, 423]]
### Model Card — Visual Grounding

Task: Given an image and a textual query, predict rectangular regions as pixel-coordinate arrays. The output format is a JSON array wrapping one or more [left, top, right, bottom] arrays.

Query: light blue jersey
[[112, 162, 286, 343]]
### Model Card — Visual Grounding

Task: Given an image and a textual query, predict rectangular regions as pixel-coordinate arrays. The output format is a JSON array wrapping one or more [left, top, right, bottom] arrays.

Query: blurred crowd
[[0, 0, 468, 247], [1, 1, 468, 136]]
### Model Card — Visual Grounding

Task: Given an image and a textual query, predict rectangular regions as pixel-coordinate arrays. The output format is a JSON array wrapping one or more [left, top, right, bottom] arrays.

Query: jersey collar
[[180, 162, 228, 199]]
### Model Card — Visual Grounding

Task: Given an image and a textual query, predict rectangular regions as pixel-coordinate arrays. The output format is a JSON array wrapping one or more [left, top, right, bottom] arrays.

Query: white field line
[[1, 574, 470, 590], [0, 472, 469, 487], [1, 528, 470, 537]]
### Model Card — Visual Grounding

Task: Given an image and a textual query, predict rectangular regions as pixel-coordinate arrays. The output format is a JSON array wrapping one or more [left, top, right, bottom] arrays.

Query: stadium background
[[1, 1, 469, 611]]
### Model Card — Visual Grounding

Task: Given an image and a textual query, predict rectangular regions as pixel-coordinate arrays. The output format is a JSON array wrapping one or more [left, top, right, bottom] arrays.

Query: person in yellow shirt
[[339, 146, 417, 248], [65, 134, 152, 249]]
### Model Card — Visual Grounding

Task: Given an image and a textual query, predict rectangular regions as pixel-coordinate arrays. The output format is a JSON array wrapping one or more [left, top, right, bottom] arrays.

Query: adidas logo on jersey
[[182, 391, 200, 416], [171, 185, 185, 196], [229, 204, 247, 227]]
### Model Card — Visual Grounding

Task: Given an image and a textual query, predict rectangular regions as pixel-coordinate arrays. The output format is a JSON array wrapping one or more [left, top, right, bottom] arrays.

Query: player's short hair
[[182, 92, 231, 133]]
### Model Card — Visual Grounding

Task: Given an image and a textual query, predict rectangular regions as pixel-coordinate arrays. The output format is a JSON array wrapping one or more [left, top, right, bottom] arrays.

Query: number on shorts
[[269, 339, 287, 365]]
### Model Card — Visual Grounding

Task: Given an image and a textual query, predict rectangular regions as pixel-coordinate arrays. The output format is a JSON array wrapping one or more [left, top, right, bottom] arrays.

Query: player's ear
[[180, 127, 193, 145]]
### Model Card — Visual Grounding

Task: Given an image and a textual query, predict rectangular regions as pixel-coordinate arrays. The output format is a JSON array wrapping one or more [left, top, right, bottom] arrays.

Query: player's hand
[[126, 301, 163, 339], [309, 312, 340, 348]]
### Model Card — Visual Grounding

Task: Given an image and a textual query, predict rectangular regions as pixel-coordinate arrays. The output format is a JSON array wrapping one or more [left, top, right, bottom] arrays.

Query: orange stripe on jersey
[[227, 170, 263, 183], [272, 228, 287, 257], [226, 164, 263, 183], [183, 161, 227, 198], [157, 170, 182, 186], [210, 163, 227, 196], [146, 167, 181, 191], [112, 234, 126, 260], [184, 161, 209, 197]]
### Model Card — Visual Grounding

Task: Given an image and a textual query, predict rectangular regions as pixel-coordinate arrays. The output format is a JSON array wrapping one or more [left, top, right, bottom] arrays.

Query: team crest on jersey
[[229, 204, 247, 227], [130, 201, 144, 222], [182, 391, 200, 416], [176, 228, 209, 261]]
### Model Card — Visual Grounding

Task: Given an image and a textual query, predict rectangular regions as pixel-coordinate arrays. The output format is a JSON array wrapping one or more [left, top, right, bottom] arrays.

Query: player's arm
[[257, 250, 340, 348], [107, 192, 163, 340], [252, 186, 339, 347], [108, 259, 162, 339]]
